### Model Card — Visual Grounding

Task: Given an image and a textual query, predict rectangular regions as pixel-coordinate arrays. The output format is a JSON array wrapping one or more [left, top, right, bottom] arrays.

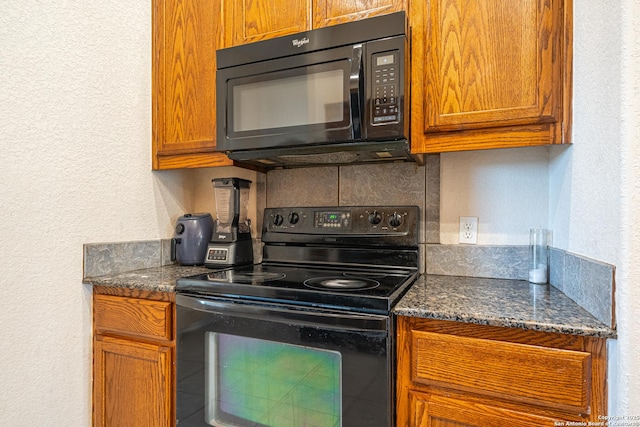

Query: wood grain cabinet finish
[[93, 289, 175, 427], [312, 0, 407, 28], [224, 0, 312, 47], [409, 0, 573, 153], [152, 0, 233, 170], [397, 317, 607, 426], [224, 0, 407, 47]]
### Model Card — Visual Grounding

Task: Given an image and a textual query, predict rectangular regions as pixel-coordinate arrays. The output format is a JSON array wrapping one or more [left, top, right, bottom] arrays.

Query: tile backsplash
[[83, 240, 170, 278], [265, 156, 440, 244], [549, 248, 615, 329]]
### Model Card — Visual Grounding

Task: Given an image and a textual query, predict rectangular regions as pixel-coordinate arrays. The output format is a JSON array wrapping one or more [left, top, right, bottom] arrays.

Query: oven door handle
[[176, 294, 388, 332]]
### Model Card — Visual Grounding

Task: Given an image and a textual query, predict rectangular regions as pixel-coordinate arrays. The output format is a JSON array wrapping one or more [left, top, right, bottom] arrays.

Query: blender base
[[204, 239, 254, 268]]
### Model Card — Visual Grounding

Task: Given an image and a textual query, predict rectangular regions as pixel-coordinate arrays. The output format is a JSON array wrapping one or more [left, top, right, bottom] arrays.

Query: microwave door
[[217, 45, 364, 152]]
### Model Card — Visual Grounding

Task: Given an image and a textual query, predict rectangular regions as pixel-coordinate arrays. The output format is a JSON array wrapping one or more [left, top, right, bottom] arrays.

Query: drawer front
[[411, 330, 591, 413], [94, 294, 172, 341]]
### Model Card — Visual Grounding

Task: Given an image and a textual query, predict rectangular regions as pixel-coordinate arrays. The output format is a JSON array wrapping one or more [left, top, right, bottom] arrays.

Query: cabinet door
[[410, 0, 570, 153], [94, 335, 172, 427], [152, 0, 233, 169], [409, 392, 565, 427], [224, 0, 311, 47], [312, 0, 406, 28]]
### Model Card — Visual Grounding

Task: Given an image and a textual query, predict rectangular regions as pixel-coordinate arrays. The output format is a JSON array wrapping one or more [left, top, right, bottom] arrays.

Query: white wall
[[0, 2, 190, 425], [440, 146, 550, 245]]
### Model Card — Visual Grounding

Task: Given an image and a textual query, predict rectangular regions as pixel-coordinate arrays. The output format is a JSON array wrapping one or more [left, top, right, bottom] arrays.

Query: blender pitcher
[[205, 178, 253, 267]]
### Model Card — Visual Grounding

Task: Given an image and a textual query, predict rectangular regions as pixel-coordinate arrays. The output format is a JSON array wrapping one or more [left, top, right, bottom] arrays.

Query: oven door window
[[206, 333, 341, 427]]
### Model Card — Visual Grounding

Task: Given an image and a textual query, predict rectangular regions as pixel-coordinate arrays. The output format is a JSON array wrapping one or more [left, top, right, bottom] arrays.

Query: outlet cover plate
[[459, 216, 478, 244]]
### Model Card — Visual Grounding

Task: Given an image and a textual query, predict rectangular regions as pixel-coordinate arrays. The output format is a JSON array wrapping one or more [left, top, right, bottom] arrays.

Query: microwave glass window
[[232, 69, 345, 132], [205, 332, 342, 427]]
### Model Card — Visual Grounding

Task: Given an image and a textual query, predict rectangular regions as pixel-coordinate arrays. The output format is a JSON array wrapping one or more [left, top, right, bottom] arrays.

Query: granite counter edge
[[393, 307, 616, 339], [82, 264, 211, 293]]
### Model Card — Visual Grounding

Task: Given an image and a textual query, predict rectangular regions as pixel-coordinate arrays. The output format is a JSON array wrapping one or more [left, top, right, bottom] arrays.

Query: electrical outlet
[[459, 216, 478, 244]]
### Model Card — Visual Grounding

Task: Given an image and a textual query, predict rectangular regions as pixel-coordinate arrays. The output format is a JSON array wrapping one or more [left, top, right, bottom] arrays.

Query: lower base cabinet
[[93, 287, 175, 427], [397, 317, 607, 426]]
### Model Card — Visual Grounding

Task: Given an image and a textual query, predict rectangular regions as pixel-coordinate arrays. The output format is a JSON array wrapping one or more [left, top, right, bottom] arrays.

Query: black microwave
[[215, 12, 413, 168]]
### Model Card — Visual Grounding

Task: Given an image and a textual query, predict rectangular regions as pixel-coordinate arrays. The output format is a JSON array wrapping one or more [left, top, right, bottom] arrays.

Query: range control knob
[[368, 210, 383, 225], [388, 212, 403, 228], [273, 214, 284, 226], [288, 212, 300, 224]]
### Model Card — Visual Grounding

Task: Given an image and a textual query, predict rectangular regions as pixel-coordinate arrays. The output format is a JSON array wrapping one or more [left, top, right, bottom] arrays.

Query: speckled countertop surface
[[83, 264, 210, 293], [84, 267, 616, 338], [394, 275, 616, 338]]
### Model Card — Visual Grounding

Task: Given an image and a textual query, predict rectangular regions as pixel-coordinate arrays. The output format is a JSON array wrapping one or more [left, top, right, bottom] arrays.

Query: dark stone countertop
[[84, 266, 616, 339], [394, 274, 616, 338], [83, 264, 210, 292]]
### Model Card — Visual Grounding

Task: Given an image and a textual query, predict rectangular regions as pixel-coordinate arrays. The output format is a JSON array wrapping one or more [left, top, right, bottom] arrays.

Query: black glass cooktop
[[176, 263, 418, 313]]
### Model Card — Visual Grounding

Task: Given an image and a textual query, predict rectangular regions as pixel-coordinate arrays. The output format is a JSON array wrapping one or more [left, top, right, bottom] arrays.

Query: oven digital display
[[314, 211, 351, 228]]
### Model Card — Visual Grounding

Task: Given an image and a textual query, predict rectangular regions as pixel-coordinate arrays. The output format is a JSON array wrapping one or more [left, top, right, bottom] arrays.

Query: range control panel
[[263, 206, 418, 236]]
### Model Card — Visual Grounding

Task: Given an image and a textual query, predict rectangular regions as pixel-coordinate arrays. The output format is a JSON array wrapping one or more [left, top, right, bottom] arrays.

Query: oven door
[[176, 294, 393, 427]]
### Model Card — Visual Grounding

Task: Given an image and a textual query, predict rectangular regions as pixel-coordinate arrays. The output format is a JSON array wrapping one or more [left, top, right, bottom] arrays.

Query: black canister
[[171, 213, 214, 265]]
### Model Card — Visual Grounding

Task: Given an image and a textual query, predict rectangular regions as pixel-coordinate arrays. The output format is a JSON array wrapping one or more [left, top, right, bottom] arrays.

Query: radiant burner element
[[207, 271, 287, 283], [304, 277, 381, 291]]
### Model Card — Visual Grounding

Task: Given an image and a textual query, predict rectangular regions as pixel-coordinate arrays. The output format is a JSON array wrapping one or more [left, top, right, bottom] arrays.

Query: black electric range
[[176, 205, 420, 314]]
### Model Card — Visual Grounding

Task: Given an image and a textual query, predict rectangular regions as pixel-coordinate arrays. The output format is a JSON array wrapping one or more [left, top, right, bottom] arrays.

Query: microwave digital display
[[376, 54, 395, 66]]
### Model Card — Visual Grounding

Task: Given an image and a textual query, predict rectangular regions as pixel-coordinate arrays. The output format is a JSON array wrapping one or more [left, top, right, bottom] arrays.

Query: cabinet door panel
[[153, 0, 232, 169], [410, 392, 565, 427], [94, 336, 172, 427], [94, 294, 172, 341], [424, 0, 559, 131], [411, 330, 591, 413], [312, 0, 406, 28], [226, 0, 311, 46]]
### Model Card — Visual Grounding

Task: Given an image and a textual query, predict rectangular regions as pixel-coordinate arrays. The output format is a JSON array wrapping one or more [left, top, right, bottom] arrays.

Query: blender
[[205, 177, 253, 267]]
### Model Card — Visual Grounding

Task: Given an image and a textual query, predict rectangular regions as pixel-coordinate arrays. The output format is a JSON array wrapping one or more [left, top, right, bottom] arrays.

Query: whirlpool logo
[[292, 37, 309, 48]]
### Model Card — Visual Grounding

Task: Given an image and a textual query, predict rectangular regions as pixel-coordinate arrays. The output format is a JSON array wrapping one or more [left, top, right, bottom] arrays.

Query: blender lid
[[212, 177, 251, 187]]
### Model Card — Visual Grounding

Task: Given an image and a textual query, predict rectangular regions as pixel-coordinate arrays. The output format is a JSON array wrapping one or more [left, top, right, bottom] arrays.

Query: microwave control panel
[[372, 51, 399, 124]]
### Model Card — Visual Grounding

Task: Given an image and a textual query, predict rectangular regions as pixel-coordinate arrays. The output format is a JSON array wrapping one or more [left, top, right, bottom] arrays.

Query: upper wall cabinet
[[152, 0, 234, 170], [312, 0, 407, 28], [410, 0, 572, 153], [224, 0, 407, 47], [224, 0, 312, 47]]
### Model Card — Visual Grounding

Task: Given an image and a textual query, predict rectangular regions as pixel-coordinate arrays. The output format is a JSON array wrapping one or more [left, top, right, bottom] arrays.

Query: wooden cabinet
[[312, 0, 407, 28], [152, 0, 233, 170], [397, 317, 607, 426], [224, 0, 311, 47], [224, 0, 407, 47], [93, 288, 175, 426], [409, 0, 573, 153]]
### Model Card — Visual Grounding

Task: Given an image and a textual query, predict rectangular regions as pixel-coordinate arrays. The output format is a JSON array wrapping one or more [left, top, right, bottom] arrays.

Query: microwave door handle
[[350, 44, 364, 139]]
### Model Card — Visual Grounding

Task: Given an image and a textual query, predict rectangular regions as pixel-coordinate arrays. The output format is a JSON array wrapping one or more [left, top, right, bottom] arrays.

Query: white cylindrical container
[[528, 229, 549, 284]]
